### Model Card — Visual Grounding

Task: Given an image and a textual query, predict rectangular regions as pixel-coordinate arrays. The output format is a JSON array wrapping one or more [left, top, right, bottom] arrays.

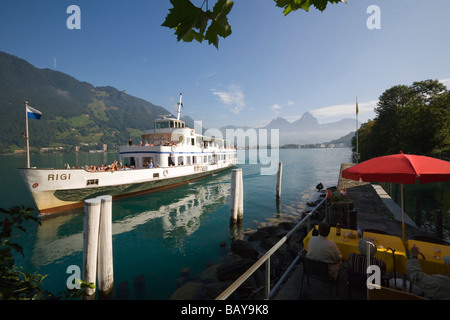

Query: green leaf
[[162, 0, 234, 48], [161, 0, 211, 43], [313, 0, 330, 11], [274, 0, 347, 15], [205, 0, 234, 48], [7, 242, 24, 256], [179, 29, 204, 43], [80, 281, 96, 290]]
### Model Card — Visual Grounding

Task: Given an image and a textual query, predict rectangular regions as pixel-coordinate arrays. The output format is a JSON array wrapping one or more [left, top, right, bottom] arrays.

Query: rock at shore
[[230, 239, 259, 260], [217, 258, 256, 282], [170, 282, 205, 300]]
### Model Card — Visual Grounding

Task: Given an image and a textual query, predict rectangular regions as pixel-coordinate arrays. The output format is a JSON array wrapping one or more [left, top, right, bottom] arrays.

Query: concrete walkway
[[372, 184, 417, 228], [272, 163, 432, 300]]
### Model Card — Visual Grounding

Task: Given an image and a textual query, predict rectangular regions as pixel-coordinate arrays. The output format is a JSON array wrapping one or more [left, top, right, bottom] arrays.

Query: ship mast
[[177, 93, 183, 121]]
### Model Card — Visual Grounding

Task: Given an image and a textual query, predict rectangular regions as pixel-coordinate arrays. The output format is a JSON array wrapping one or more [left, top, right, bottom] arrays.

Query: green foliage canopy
[[162, 0, 347, 48], [354, 79, 450, 161]]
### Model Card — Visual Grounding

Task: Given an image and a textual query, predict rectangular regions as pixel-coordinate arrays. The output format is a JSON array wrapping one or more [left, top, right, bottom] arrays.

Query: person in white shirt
[[407, 244, 450, 300], [306, 222, 342, 279]]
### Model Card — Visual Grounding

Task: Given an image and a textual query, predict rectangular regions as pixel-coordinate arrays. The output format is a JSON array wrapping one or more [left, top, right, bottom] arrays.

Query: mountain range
[[221, 112, 358, 146], [0, 51, 355, 153], [260, 112, 357, 145]]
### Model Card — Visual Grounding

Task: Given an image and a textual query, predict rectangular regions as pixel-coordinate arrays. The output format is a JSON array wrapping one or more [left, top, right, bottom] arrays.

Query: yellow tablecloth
[[303, 227, 407, 274], [406, 240, 450, 276]]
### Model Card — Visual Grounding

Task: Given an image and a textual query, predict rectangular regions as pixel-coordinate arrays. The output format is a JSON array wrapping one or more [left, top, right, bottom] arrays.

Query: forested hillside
[[0, 51, 184, 153]]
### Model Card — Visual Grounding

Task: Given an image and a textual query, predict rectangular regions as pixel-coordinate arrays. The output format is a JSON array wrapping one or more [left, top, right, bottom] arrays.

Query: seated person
[[347, 239, 388, 287], [306, 222, 342, 279], [407, 245, 450, 300]]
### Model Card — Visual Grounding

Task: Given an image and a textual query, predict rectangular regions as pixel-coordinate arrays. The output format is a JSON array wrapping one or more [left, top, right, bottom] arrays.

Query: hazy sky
[[1, 0, 449, 129]]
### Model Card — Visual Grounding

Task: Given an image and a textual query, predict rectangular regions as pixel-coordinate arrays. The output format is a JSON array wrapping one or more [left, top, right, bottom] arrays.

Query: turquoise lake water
[[0, 148, 448, 299]]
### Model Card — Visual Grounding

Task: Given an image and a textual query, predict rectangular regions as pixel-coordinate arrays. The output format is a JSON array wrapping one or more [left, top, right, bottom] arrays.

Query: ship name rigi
[[48, 174, 71, 181]]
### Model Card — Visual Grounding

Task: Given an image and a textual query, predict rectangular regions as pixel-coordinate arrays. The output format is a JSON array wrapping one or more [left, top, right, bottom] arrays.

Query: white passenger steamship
[[20, 94, 237, 214]]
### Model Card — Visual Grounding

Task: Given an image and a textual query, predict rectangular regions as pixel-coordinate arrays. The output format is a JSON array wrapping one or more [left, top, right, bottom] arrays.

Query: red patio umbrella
[[342, 152, 450, 241]]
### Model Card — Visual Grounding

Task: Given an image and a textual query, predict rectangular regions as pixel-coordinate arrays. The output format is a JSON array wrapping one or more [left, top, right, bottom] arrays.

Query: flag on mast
[[356, 98, 359, 115], [26, 105, 42, 120]]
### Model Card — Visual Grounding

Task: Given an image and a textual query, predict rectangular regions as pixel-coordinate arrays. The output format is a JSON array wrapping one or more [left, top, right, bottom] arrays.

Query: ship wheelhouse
[[140, 116, 191, 148]]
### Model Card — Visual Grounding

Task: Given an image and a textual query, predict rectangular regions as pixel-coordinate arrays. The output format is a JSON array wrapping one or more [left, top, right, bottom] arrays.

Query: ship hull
[[20, 162, 235, 214]]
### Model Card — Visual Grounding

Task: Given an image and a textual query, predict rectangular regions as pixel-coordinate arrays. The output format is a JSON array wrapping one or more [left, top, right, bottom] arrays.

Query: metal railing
[[216, 196, 328, 300]]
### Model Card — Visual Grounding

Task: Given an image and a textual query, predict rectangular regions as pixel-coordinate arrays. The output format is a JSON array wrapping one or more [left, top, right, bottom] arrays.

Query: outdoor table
[[303, 227, 408, 274], [406, 239, 450, 276]]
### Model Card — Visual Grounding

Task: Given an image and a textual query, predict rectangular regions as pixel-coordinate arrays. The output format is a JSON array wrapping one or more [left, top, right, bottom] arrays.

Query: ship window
[[153, 173, 159, 178], [87, 179, 99, 186], [157, 121, 169, 129]]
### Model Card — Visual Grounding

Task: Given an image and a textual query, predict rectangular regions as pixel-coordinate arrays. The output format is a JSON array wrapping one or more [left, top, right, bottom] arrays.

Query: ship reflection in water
[[31, 171, 231, 268]]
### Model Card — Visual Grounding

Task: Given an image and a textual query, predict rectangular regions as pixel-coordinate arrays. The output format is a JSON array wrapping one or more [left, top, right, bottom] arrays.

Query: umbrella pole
[[401, 184, 405, 242]]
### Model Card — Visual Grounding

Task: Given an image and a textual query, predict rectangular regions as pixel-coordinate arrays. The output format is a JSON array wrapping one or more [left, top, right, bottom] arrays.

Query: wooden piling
[[230, 168, 243, 224], [82, 198, 101, 299], [97, 195, 114, 300], [276, 162, 282, 200]]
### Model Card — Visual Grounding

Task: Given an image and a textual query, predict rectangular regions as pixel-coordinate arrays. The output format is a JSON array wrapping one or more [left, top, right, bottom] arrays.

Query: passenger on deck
[[407, 245, 450, 300], [306, 222, 342, 279]]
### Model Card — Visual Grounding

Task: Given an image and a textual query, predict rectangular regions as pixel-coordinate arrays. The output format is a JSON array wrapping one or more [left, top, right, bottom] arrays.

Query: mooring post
[[276, 162, 282, 201], [97, 195, 114, 300], [82, 198, 101, 299], [230, 168, 243, 224], [238, 169, 244, 221]]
